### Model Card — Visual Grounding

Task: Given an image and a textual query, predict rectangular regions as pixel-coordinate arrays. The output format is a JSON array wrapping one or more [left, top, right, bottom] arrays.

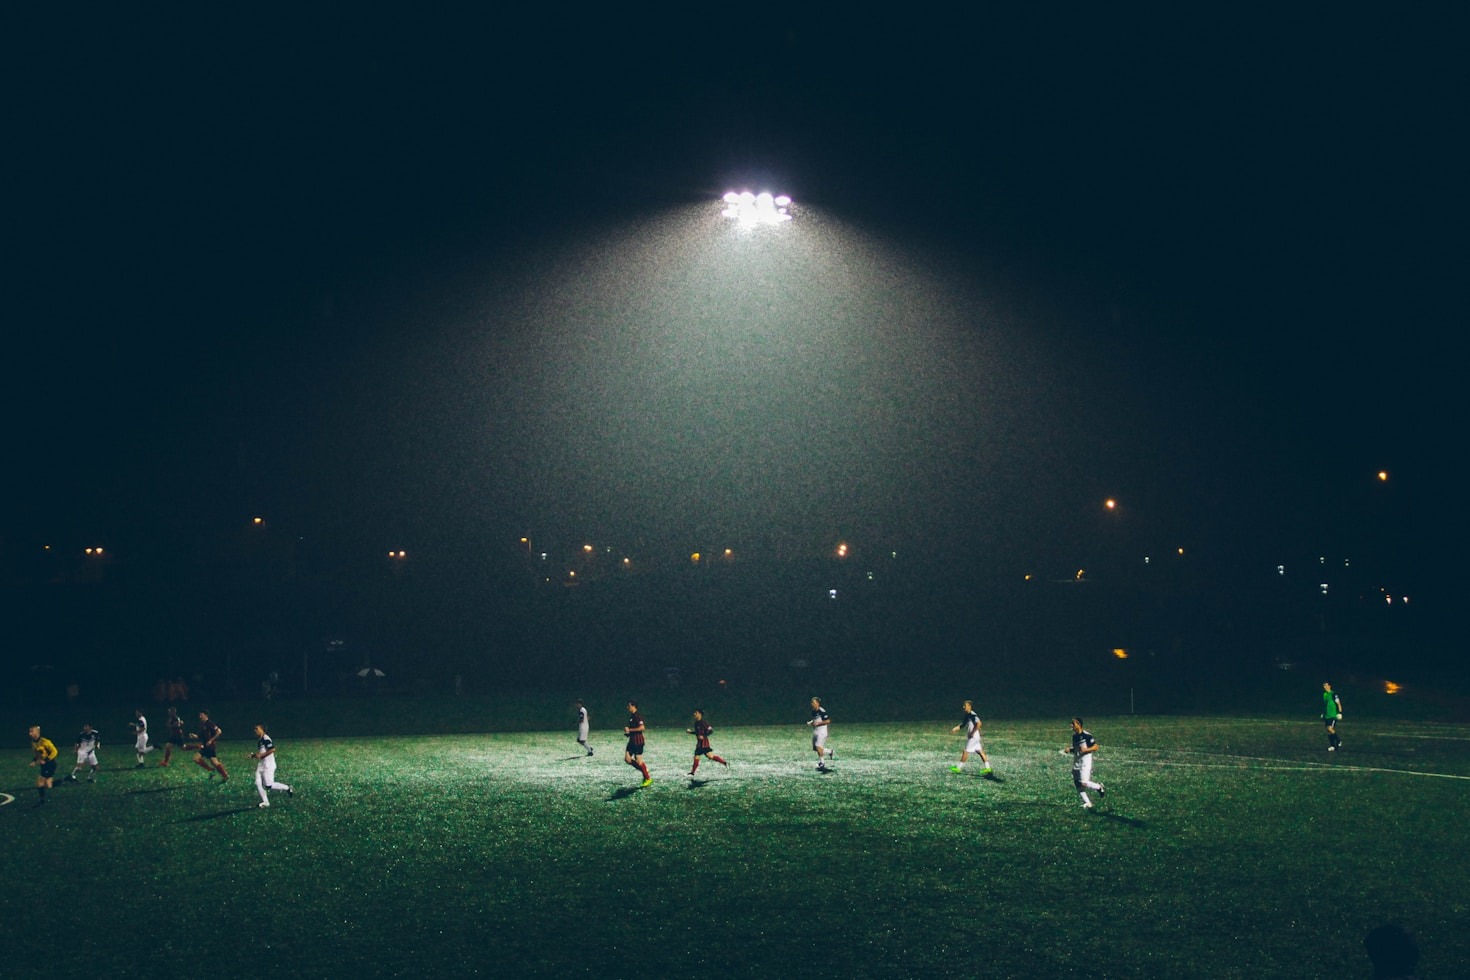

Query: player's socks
[[713, 755, 727, 767], [690, 759, 700, 774]]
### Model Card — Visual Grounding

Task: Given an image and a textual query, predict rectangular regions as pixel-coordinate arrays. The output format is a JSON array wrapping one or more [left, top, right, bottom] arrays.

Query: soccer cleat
[[640, 777, 653, 787], [587, 749, 594, 756], [258, 801, 270, 808], [1097, 784, 1106, 799], [949, 766, 963, 774], [1082, 801, 1094, 809], [720, 759, 728, 767], [1327, 746, 1336, 752], [816, 763, 826, 772], [981, 768, 994, 776], [828, 748, 836, 760], [64, 775, 78, 783], [286, 787, 293, 797]]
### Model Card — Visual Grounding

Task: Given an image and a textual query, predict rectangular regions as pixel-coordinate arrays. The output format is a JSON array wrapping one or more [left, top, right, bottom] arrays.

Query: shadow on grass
[[126, 785, 186, 796], [1094, 810, 1148, 829], [182, 806, 258, 822], [557, 754, 593, 762], [605, 786, 643, 802], [686, 778, 711, 789]]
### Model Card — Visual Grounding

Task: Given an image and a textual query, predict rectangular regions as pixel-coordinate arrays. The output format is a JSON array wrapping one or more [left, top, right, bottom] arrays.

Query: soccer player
[[575, 699, 593, 757], [1062, 717, 1105, 809], [160, 706, 186, 766], [686, 708, 728, 775], [622, 700, 652, 787], [948, 700, 993, 776], [807, 696, 835, 771], [28, 725, 59, 806], [67, 723, 102, 783], [130, 708, 155, 768], [1322, 681, 1344, 752], [190, 710, 229, 782], [249, 724, 293, 808]]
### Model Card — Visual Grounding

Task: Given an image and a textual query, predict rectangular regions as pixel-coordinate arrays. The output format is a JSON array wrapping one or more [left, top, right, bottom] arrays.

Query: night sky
[[10, 10, 1460, 585]]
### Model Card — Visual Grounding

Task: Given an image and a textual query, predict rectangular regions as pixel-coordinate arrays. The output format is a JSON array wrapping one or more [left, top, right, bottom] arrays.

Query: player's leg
[[255, 764, 270, 806]]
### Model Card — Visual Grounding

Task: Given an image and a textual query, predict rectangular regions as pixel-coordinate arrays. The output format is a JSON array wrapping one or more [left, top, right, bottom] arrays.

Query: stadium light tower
[[721, 190, 793, 228]]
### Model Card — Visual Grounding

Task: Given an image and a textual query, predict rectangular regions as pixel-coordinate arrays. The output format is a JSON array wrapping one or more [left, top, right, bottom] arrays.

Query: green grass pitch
[[3, 715, 1466, 978]]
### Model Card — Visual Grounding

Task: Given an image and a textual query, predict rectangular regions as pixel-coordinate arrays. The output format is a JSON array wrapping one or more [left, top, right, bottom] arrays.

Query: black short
[[197, 744, 218, 759], [167, 733, 185, 747], [39, 760, 57, 779], [693, 746, 713, 756], [625, 739, 644, 756]]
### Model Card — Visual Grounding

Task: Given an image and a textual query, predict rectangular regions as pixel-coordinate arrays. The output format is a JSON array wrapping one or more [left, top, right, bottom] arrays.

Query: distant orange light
[[1377, 470, 1389, 482], [1384, 680, 1402, 695], [1112, 648, 1128, 660], [253, 516, 264, 525], [690, 552, 701, 563], [1105, 498, 1117, 510], [583, 544, 593, 553], [836, 543, 849, 558]]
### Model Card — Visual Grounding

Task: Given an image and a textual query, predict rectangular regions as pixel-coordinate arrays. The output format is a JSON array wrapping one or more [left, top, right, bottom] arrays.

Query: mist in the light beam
[[446, 198, 1061, 552]]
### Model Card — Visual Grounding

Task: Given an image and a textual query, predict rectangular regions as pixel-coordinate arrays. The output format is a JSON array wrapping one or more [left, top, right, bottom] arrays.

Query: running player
[[807, 697, 835, 771], [29, 725, 59, 806], [130, 708, 155, 768], [160, 706, 186, 767], [575, 699, 593, 757], [622, 700, 652, 787], [1322, 682, 1344, 752], [249, 724, 293, 808], [686, 708, 728, 775], [949, 700, 994, 776], [66, 723, 102, 782], [1062, 717, 1106, 809], [190, 710, 229, 782]]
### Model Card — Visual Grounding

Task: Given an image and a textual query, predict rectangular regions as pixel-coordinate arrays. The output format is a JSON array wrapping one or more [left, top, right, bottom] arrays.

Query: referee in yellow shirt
[[29, 725, 59, 806]]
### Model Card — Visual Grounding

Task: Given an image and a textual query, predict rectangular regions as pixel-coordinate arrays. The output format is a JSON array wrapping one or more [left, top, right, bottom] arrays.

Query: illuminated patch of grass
[[2, 716, 1467, 977]]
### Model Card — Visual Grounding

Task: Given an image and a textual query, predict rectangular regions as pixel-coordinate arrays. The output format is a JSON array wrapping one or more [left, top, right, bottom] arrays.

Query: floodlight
[[720, 189, 793, 226]]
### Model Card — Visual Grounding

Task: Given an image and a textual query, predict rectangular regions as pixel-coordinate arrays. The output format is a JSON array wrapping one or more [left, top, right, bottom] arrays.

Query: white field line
[[0, 792, 13, 807]]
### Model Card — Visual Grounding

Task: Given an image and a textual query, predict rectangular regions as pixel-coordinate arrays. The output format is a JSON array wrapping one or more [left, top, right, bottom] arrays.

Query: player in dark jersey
[[686, 708, 728, 776], [160, 706, 186, 766], [807, 697, 835, 771], [622, 700, 652, 787], [29, 725, 59, 805], [190, 710, 229, 782]]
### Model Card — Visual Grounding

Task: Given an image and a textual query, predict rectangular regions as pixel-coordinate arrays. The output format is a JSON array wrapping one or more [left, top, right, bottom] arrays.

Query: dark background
[[6, 9, 1460, 702]]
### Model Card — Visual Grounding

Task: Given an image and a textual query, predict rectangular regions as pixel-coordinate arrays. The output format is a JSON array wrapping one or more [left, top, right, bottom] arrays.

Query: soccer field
[[4, 715, 1466, 978]]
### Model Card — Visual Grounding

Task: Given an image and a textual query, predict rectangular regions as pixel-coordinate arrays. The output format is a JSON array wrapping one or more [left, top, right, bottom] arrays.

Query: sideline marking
[[0, 793, 13, 807]]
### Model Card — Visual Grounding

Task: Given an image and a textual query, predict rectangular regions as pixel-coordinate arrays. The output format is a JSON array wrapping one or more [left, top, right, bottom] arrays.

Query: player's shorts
[[577, 725, 590, 742], [135, 734, 149, 750], [40, 760, 58, 778], [77, 749, 98, 766], [812, 728, 829, 749], [197, 744, 218, 759], [694, 745, 713, 756], [1323, 717, 1339, 728], [167, 732, 185, 747], [625, 738, 645, 756], [965, 735, 986, 754]]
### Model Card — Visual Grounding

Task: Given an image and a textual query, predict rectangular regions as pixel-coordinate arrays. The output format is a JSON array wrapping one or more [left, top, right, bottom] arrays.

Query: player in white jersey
[[1062, 717, 1106, 809], [575, 699, 593, 756], [249, 724, 293, 808], [67, 723, 102, 782], [130, 708, 155, 767], [948, 700, 994, 776], [807, 697, 835, 771]]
